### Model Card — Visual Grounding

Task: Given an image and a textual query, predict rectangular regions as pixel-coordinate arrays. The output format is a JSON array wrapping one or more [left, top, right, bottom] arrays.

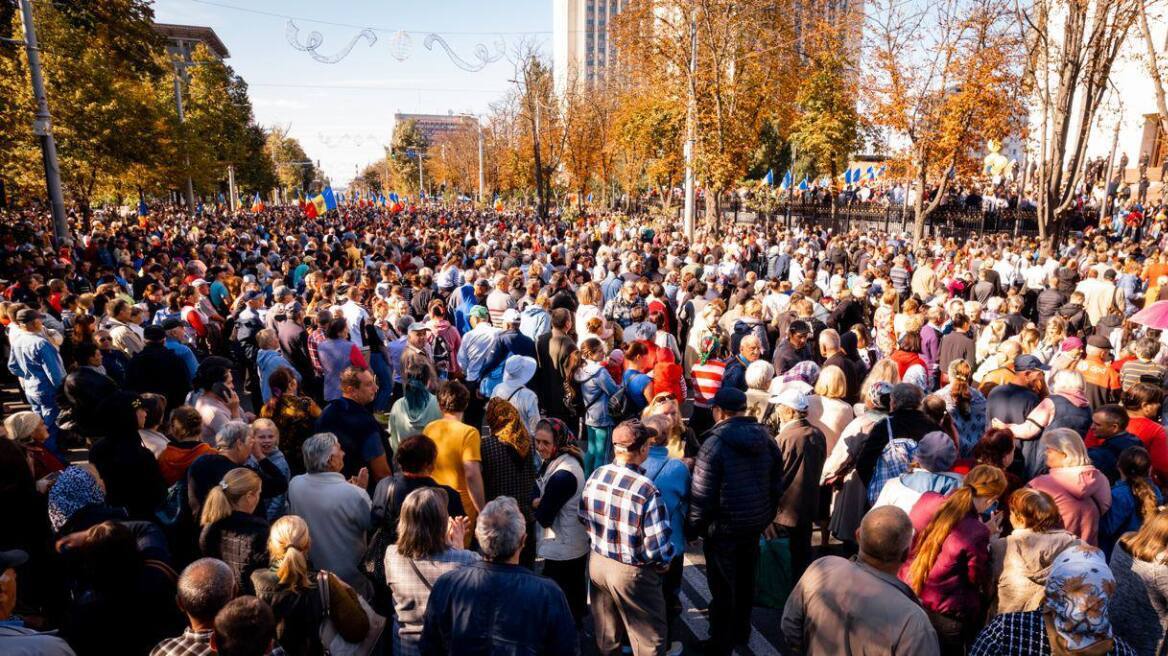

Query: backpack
[[607, 383, 635, 423], [431, 331, 451, 374]]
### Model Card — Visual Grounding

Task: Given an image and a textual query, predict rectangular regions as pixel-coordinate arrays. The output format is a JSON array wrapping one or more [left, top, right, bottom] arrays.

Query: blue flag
[[389, 192, 399, 203], [844, 168, 854, 185], [137, 197, 149, 217], [322, 186, 338, 211], [780, 170, 793, 191], [865, 166, 875, 181], [765, 169, 775, 187], [798, 177, 810, 191]]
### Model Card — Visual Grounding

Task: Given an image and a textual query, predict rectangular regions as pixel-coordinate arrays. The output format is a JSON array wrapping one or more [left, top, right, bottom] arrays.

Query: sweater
[[990, 528, 1080, 614], [1108, 544, 1168, 656], [1028, 465, 1113, 546], [199, 510, 270, 595]]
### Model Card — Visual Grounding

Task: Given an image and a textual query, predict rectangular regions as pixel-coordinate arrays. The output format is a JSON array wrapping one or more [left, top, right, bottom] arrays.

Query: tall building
[[553, 0, 628, 93], [392, 113, 472, 148], [152, 23, 230, 62]]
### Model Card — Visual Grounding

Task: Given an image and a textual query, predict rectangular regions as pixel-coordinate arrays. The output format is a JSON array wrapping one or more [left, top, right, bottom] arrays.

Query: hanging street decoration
[[284, 20, 505, 72]]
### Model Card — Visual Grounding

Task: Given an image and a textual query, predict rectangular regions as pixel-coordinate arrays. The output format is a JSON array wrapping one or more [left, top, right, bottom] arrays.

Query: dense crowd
[[5, 201, 1168, 655]]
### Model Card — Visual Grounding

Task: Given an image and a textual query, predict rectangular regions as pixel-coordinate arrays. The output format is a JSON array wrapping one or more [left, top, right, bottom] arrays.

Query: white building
[[553, 0, 629, 93]]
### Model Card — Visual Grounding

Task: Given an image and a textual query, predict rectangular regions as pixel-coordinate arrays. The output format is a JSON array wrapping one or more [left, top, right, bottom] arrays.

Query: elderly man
[[420, 497, 576, 655], [0, 549, 75, 655], [994, 369, 1093, 478], [150, 558, 237, 656], [457, 305, 502, 428], [689, 388, 784, 655], [288, 432, 373, 599], [162, 318, 199, 382], [7, 308, 65, 453], [722, 334, 762, 392], [186, 421, 289, 521], [1076, 337, 1122, 409], [769, 389, 827, 579], [782, 506, 939, 655]]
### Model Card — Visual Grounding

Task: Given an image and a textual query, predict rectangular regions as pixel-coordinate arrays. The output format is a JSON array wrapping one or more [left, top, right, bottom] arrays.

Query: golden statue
[[982, 139, 1016, 184]]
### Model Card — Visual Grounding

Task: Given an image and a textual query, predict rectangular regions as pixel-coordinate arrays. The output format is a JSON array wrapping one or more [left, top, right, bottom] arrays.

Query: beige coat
[[990, 528, 1081, 614]]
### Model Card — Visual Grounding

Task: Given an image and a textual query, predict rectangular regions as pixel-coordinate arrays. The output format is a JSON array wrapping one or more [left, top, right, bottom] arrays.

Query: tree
[[610, 90, 684, 210], [866, 0, 1022, 240], [388, 119, 428, 195], [266, 128, 316, 196], [1022, 0, 1138, 238]]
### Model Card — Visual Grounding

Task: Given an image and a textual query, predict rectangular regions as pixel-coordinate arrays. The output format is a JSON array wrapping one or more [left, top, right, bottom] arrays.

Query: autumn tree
[[388, 119, 428, 196], [610, 90, 684, 211], [266, 127, 316, 196], [428, 118, 483, 201]]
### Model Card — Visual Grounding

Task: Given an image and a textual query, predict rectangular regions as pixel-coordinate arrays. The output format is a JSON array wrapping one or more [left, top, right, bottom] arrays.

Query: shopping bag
[[753, 535, 793, 609]]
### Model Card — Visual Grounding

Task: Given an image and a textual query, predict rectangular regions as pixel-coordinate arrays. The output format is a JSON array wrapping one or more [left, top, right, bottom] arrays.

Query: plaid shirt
[[579, 462, 675, 567], [970, 610, 1136, 656], [307, 328, 326, 374], [150, 628, 289, 656], [867, 437, 917, 505]]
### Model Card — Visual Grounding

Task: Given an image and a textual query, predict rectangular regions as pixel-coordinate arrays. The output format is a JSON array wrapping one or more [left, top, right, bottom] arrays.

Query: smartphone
[[212, 382, 231, 399], [979, 500, 999, 523]]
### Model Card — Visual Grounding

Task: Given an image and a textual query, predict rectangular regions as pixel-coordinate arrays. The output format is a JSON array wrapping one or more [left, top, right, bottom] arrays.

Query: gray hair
[[889, 383, 923, 412], [1039, 427, 1091, 468], [302, 432, 339, 473], [475, 496, 525, 562], [744, 360, 775, 391], [1049, 369, 1084, 396], [215, 421, 252, 451], [818, 328, 841, 351], [177, 558, 236, 623]]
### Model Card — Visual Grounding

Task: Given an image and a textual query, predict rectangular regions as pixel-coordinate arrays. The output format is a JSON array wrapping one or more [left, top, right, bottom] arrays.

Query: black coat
[[1036, 288, 1067, 330], [88, 434, 167, 522], [126, 342, 192, 411], [687, 416, 784, 541], [57, 366, 118, 438]]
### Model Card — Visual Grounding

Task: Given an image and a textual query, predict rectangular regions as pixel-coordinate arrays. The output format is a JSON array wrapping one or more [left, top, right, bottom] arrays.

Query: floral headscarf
[[535, 417, 583, 465], [698, 333, 721, 365], [48, 465, 105, 532], [485, 397, 531, 459], [1042, 544, 1118, 655], [867, 380, 894, 412], [782, 360, 821, 386]]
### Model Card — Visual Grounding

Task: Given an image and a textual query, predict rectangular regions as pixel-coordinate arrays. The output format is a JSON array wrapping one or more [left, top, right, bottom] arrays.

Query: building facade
[[152, 23, 230, 62], [392, 113, 472, 148], [553, 0, 628, 93]]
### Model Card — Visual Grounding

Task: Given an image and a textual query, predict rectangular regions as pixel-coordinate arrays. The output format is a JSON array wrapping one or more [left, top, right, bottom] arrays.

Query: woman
[[87, 391, 166, 522], [388, 362, 442, 452], [1109, 508, 1168, 656], [806, 365, 855, 454], [1119, 383, 1168, 482], [574, 282, 605, 342], [622, 340, 656, 412], [532, 418, 590, 624], [4, 410, 65, 481], [825, 379, 895, 551], [1034, 315, 1069, 365], [935, 359, 987, 457], [481, 398, 537, 564], [889, 332, 928, 390], [158, 405, 216, 486], [569, 337, 620, 476], [892, 297, 920, 344], [252, 515, 371, 656], [260, 367, 321, 475], [744, 360, 775, 422], [643, 392, 700, 464], [901, 465, 1008, 652], [1100, 446, 1163, 557], [384, 488, 479, 656], [318, 317, 368, 402], [990, 488, 1080, 614], [976, 319, 1007, 366], [47, 464, 120, 536], [872, 289, 899, 357], [1028, 427, 1113, 545], [199, 467, 269, 594], [192, 356, 246, 444], [135, 392, 169, 457]]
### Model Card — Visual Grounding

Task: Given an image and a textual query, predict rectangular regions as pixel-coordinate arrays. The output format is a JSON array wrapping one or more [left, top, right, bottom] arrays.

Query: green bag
[[753, 536, 793, 609]]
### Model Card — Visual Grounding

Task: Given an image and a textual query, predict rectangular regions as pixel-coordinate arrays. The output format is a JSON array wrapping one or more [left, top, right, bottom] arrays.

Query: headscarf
[[868, 380, 894, 412], [698, 333, 720, 365], [48, 465, 105, 532], [536, 416, 583, 465], [783, 360, 821, 386], [1042, 544, 1118, 655], [4, 411, 42, 445], [484, 397, 531, 459]]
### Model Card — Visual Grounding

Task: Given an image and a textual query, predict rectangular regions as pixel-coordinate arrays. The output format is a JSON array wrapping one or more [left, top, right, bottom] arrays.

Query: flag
[[779, 170, 793, 191], [309, 191, 327, 216], [321, 186, 338, 211], [864, 166, 875, 182], [876, 165, 887, 179], [305, 198, 318, 218], [586, 192, 593, 204], [844, 168, 854, 185], [196, 200, 204, 215], [765, 169, 775, 187], [217, 192, 226, 209], [250, 193, 265, 213], [389, 192, 399, 203], [798, 177, 810, 191], [137, 195, 149, 217], [493, 194, 504, 211]]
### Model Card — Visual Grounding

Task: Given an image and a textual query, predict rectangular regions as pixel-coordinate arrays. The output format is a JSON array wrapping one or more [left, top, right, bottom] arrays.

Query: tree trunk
[[704, 190, 717, 230], [1139, 1, 1168, 137]]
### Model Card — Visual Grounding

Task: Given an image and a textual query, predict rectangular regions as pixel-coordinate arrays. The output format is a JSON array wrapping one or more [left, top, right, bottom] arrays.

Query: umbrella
[[1130, 300, 1168, 329]]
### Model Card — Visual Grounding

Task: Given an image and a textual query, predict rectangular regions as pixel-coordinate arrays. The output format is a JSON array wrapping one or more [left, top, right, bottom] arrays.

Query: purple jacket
[[899, 492, 990, 619], [921, 323, 941, 374]]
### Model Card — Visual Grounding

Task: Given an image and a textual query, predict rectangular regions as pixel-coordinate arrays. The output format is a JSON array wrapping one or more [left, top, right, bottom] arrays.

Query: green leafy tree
[[788, 30, 863, 186], [265, 128, 315, 197], [389, 119, 428, 195]]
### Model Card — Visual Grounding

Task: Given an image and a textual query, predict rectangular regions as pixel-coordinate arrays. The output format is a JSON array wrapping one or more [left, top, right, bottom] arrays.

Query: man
[[1035, 274, 1066, 330], [534, 308, 578, 426], [919, 306, 944, 387], [688, 388, 784, 655], [288, 432, 373, 599], [937, 313, 976, 375], [106, 298, 145, 356], [210, 597, 278, 656], [1077, 335, 1122, 409], [420, 497, 576, 655], [1086, 404, 1143, 482], [150, 558, 236, 656], [255, 329, 299, 405], [340, 285, 369, 348], [162, 318, 199, 383], [769, 389, 827, 579], [978, 341, 1024, 393], [0, 549, 75, 655], [721, 334, 762, 392], [423, 381, 486, 542], [781, 506, 939, 655], [1119, 337, 1167, 391], [56, 341, 117, 441], [485, 274, 516, 328], [315, 367, 392, 484], [580, 420, 676, 656], [273, 303, 313, 385], [127, 324, 192, 412], [495, 308, 537, 359], [819, 329, 862, 404], [7, 309, 65, 451], [1076, 268, 1118, 326], [987, 354, 1046, 426], [457, 305, 501, 429], [773, 320, 813, 375]]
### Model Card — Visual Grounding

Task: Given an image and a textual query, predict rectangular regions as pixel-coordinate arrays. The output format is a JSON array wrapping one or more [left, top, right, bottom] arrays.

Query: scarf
[[1042, 545, 1118, 655], [48, 466, 105, 532], [536, 416, 584, 468], [484, 397, 531, 459]]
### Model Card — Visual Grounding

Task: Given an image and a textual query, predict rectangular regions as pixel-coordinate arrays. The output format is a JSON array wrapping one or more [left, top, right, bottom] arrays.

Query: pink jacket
[[1028, 465, 1112, 546], [898, 491, 991, 619]]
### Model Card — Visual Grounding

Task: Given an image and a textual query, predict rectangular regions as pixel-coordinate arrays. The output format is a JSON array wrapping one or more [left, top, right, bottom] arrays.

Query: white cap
[[501, 308, 521, 325], [770, 388, 809, 412]]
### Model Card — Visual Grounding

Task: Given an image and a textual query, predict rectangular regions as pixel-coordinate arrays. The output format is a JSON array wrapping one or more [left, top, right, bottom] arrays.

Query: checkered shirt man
[[579, 462, 675, 567]]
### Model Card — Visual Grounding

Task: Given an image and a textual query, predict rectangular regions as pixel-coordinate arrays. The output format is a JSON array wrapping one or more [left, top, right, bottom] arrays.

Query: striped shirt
[[579, 463, 675, 567], [1119, 359, 1166, 391], [691, 359, 726, 409]]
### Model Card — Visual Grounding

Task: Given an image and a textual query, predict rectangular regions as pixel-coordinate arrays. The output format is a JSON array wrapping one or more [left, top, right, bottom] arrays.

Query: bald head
[[177, 558, 236, 625], [858, 506, 913, 565]]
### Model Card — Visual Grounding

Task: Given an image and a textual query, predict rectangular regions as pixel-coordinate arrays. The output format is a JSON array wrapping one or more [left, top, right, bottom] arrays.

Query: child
[[248, 418, 290, 521], [1100, 445, 1163, 556]]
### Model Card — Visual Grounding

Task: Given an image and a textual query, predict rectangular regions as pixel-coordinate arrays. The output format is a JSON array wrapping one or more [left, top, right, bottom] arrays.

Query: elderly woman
[[990, 488, 1080, 615], [4, 410, 64, 481], [973, 545, 1137, 655], [823, 380, 895, 551], [806, 365, 855, 454], [994, 369, 1091, 478], [744, 360, 775, 421], [481, 398, 537, 564], [1028, 428, 1113, 546], [384, 488, 479, 656], [532, 418, 589, 623]]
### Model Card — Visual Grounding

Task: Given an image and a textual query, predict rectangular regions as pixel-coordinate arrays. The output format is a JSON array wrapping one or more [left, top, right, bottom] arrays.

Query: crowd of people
[[5, 200, 1168, 655]]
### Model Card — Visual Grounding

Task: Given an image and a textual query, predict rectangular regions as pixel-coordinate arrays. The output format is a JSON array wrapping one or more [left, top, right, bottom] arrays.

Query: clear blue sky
[[152, 0, 550, 187]]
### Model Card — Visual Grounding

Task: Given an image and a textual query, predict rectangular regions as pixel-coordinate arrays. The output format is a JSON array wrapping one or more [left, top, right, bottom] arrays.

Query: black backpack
[[607, 383, 634, 423]]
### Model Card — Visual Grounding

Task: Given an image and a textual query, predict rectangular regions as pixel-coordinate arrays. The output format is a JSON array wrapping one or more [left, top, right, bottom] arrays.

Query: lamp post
[[457, 113, 485, 205]]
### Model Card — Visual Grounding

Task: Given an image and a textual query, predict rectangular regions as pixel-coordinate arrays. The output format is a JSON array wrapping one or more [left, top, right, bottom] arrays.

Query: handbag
[[317, 571, 386, 656], [753, 535, 793, 609]]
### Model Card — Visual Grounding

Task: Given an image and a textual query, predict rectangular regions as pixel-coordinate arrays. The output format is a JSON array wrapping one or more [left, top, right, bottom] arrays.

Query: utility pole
[[18, 0, 68, 244], [227, 164, 237, 211], [171, 63, 196, 214], [682, 16, 698, 243]]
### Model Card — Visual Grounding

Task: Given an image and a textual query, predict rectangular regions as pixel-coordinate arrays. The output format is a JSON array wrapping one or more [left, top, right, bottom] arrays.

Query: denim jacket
[[574, 362, 619, 428]]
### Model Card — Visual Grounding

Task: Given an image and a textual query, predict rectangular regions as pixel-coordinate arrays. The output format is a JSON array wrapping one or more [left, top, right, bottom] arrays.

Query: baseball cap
[[190, 278, 209, 287], [501, 308, 521, 325], [711, 387, 747, 412], [771, 388, 808, 412], [916, 431, 958, 472], [1014, 354, 1050, 372], [0, 549, 28, 571], [143, 324, 166, 341], [469, 305, 490, 320], [161, 318, 187, 331], [14, 309, 40, 324], [612, 420, 654, 451], [408, 322, 431, 333], [1087, 335, 1112, 350]]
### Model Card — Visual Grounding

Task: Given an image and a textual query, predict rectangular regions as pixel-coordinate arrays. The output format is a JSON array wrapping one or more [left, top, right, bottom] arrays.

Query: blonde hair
[[251, 417, 278, 436], [268, 515, 313, 591], [814, 365, 847, 400], [906, 465, 1007, 594], [1121, 508, 1168, 563], [200, 468, 261, 527], [860, 359, 900, 401], [643, 395, 685, 459]]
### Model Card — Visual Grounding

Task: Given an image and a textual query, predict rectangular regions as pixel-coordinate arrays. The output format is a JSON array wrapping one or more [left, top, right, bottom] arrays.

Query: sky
[[152, 0, 550, 187]]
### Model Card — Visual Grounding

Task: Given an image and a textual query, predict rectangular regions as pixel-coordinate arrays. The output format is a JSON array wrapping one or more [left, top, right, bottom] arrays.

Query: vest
[[1048, 394, 1092, 437], [536, 454, 589, 561]]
